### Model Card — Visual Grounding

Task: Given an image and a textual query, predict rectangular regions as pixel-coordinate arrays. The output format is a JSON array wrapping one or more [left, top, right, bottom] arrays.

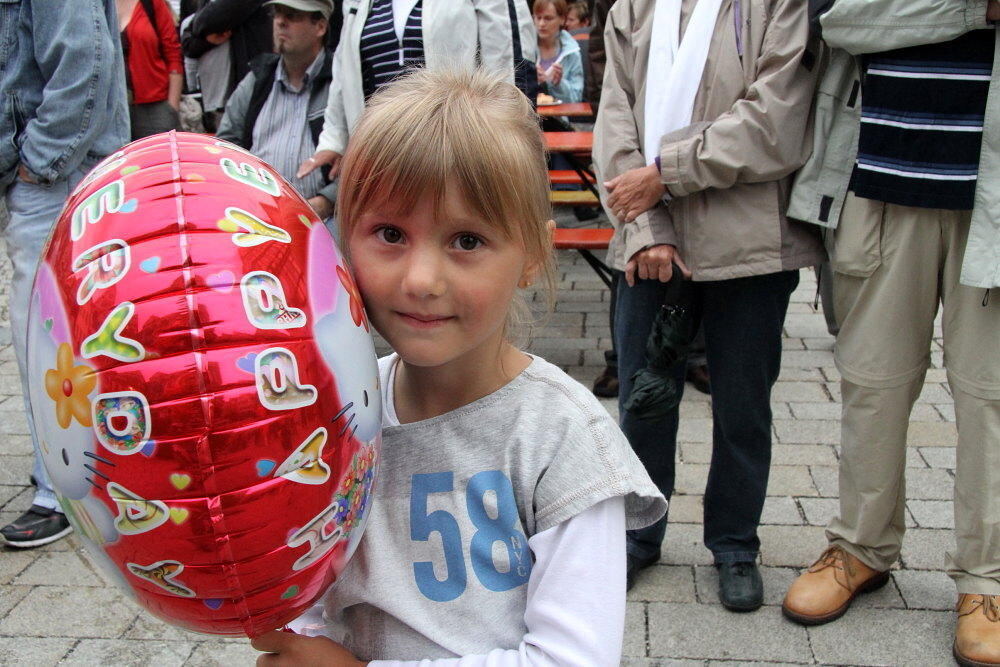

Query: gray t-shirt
[[314, 354, 666, 661]]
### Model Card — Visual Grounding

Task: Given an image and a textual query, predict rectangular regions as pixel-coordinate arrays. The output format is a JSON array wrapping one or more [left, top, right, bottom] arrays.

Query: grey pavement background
[[0, 203, 960, 665]]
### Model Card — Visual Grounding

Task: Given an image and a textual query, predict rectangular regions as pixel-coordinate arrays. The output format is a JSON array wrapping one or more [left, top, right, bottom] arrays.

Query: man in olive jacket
[[593, 0, 823, 608], [782, 1, 1000, 664]]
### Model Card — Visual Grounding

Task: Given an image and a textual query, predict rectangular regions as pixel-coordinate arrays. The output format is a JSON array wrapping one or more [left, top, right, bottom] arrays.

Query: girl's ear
[[519, 220, 555, 289]]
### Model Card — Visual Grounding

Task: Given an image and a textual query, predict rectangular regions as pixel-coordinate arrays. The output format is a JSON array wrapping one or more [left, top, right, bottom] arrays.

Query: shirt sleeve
[[369, 496, 627, 667], [155, 0, 184, 74]]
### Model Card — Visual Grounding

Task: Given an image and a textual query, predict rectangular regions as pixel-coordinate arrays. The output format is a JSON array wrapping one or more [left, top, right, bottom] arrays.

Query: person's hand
[[252, 630, 366, 667], [536, 63, 547, 83], [604, 164, 666, 223], [624, 244, 691, 287], [548, 62, 563, 86], [988, 0, 1000, 21], [307, 195, 334, 219], [17, 164, 38, 184], [168, 97, 181, 112], [205, 30, 232, 45], [297, 150, 342, 180]]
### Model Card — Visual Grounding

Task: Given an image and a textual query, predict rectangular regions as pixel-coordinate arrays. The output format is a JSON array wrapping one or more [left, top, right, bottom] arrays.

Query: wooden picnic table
[[543, 131, 593, 154], [537, 102, 594, 118]]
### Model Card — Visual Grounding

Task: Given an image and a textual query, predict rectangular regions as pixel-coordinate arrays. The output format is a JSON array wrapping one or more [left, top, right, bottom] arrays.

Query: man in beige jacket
[[593, 0, 823, 608]]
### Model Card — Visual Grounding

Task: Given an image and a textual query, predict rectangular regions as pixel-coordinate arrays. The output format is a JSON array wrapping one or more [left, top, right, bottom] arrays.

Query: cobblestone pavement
[[0, 225, 960, 665]]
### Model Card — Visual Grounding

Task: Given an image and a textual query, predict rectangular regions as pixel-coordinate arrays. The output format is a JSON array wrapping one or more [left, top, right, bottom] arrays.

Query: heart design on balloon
[[169, 473, 192, 490]]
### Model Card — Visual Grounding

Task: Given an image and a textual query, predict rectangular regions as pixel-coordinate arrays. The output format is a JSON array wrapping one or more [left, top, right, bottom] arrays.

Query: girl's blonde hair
[[336, 68, 556, 340]]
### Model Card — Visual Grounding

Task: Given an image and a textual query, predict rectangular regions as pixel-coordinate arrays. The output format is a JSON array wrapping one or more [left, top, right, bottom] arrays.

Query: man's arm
[[819, 0, 992, 55], [19, 0, 125, 183], [657, 0, 820, 197], [592, 1, 677, 259]]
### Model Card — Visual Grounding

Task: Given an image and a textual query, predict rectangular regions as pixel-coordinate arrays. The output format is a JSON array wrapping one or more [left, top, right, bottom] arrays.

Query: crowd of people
[[1, 0, 999, 665]]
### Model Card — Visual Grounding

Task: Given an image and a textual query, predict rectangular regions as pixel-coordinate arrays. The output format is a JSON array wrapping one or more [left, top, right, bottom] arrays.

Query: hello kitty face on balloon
[[308, 228, 381, 445], [27, 263, 117, 544]]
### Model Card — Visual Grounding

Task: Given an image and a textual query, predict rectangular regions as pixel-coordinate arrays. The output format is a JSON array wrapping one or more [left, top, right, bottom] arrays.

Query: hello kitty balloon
[[25, 132, 380, 637]]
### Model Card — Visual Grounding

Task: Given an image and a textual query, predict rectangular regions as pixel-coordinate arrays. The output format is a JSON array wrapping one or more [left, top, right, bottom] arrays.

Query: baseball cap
[[263, 0, 334, 19]]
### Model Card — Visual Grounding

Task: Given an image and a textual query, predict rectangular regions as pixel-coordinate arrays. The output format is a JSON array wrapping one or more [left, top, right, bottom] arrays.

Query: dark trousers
[[615, 269, 799, 563]]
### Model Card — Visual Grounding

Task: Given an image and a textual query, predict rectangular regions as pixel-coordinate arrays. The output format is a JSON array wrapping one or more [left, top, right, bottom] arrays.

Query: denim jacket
[[0, 0, 129, 189]]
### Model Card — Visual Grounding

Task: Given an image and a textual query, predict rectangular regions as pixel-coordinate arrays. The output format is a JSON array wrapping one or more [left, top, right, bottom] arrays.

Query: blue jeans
[[616, 269, 799, 564], [4, 166, 88, 511]]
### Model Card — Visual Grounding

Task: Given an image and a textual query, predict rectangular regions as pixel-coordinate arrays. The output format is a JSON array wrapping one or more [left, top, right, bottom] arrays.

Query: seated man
[[216, 0, 336, 221]]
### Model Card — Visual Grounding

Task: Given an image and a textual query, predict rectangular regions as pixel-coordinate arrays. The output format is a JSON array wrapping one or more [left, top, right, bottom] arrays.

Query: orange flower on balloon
[[337, 265, 370, 332], [45, 343, 96, 429]]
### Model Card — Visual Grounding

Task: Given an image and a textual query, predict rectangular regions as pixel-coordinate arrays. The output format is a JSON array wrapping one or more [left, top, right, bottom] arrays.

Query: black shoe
[[573, 205, 600, 222], [626, 551, 660, 591], [686, 363, 711, 395], [717, 561, 763, 612], [1, 505, 72, 548], [592, 365, 619, 398]]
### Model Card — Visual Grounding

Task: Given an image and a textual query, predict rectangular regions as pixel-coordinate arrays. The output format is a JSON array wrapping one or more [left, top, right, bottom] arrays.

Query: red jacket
[[123, 0, 183, 105]]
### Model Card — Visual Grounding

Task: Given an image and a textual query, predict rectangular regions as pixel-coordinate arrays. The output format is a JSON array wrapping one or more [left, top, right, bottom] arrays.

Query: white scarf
[[643, 0, 726, 165]]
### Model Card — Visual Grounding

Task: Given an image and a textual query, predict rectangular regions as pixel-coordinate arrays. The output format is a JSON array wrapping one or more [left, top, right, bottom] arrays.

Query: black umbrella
[[622, 266, 698, 421]]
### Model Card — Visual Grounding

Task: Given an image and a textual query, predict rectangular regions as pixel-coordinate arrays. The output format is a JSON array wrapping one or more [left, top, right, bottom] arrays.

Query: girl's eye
[[453, 234, 483, 251], [376, 226, 403, 244]]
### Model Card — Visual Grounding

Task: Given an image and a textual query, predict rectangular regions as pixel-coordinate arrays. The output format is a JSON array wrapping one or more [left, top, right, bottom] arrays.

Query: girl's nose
[[400, 248, 447, 298]]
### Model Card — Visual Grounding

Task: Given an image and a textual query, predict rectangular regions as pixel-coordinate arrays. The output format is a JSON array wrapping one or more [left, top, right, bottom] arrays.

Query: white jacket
[[317, 0, 537, 155]]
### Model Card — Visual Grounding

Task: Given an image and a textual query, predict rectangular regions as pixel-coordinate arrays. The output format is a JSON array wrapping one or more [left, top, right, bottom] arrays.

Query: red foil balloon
[[25, 132, 381, 636]]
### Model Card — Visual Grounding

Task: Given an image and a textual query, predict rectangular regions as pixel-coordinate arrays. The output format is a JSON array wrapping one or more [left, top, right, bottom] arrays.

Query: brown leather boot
[[954, 594, 1000, 667], [781, 545, 890, 625]]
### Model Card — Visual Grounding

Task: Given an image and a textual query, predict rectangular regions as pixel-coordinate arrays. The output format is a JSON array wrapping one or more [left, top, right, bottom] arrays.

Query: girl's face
[[348, 185, 536, 373], [533, 3, 562, 41]]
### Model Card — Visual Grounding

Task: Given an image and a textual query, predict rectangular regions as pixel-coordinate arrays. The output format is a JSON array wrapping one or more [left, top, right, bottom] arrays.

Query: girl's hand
[[536, 63, 547, 83], [549, 62, 563, 85], [252, 630, 367, 667]]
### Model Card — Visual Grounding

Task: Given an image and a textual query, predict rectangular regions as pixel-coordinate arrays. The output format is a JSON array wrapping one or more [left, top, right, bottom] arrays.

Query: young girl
[[252, 68, 666, 666]]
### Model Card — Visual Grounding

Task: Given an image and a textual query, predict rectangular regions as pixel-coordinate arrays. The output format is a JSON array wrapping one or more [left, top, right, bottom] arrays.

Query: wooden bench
[[552, 227, 614, 288], [549, 190, 600, 206], [549, 169, 595, 186]]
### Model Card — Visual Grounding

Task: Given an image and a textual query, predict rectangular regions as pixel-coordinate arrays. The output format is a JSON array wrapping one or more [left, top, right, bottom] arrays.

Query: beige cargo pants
[[826, 192, 1000, 595]]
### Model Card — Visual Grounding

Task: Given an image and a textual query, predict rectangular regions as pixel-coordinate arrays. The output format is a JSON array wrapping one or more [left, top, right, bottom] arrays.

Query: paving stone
[[771, 382, 830, 403], [123, 614, 204, 642], [623, 659, 704, 667], [674, 463, 708, 494], [893, 569, 956, 611], [935, 402, 956, 422], [773, 419, 839, 445], [0, 409, 28, 434], [0, 637, 74, 665], [787, 401, 841, 420], [0, 586, 138, 638], [919, 446, 957, 469], [679, 401, 712, 419], [0, 483, 21, 508], [771, 402, 794, 420], [677, 419, 713, 444], [765, 465, 817, 496], [760, 496, 803, 525], [907, 421, 958, 447], [758, 525, 828, 567], [780, 350, 838, 368], [905, 468, 954, 500], [802, 337, 835, 351], [907, 500, 953, 529], [624, 601, 647, 657], [782, 338, 805, 351], [906, 447, 928, 468], [184, 640, 262, 666], [660, 523, 713, 566], [771, 444, 838, 467], [0, 549, 33, 584], [628, 565, 697, 603], [900, 529, 956, 570], [693, 565, 797, 607], [0, 583, 29, 618], [809, 465, 839, 497], [797, 497, 839, 527], [0, 455, 32, 485], [1, 434, 33, 456], [667, 494, 701, 524], [13, 550, 102, 587], [647, 602, 812, 663], [62, 639, 193, 666], [807, 608, 953, 666], [775, 367, 825, 382]]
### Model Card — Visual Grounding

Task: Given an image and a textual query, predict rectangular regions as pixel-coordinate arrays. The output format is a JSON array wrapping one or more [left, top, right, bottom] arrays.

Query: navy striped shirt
[[850, 30, 995, 210], [359, 0, 425, 100]]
